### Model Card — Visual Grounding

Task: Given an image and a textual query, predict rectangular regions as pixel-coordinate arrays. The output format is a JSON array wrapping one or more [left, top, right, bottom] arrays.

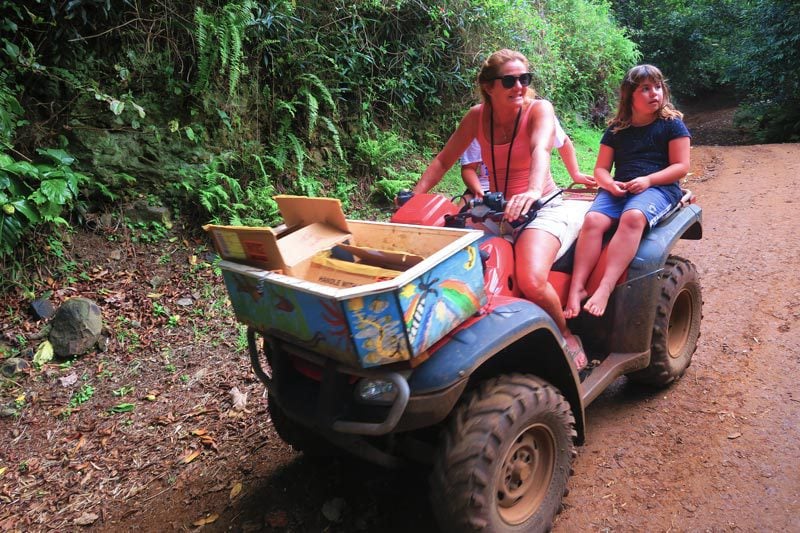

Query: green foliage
[[454, 0, 636, 121], [354, 131, 412, 180], [0, 148, 90, 257], [611, 0, 800, 139], [610, 0, 740, 98], [1, 0, 653, 274], [68, 383, 95, 411], [194, 1, 256, 98], [551, 123, 602, 187], [171, 153, 246, 225], [727, 0, 800, 141]]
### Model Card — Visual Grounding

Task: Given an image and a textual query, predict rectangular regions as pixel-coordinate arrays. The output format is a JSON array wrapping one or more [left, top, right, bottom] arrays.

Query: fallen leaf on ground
[[265, 510, 289, 528], [192, 513, 219, 526], [230, 481, 242, 500], [74, 512, 99, 526], [229, 387, 247, 411], [179, 449, 201, 464], [322, 497, 346, 523], [33, 340, 54, 367], [60, 372, 79, 387]]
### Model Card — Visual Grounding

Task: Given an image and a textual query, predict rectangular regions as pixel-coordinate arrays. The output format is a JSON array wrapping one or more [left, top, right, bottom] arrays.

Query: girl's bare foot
[[564, 287, 587, 319], [583, 285, 612, 316]]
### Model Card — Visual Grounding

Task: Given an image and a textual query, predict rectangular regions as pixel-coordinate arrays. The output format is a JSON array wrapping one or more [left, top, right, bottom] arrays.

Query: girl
[[414, 49, 589, 369], [564, 64, 691, 318]]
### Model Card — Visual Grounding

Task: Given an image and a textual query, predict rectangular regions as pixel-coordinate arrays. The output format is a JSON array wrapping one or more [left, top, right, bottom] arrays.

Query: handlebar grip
[[396, 190, 414, 207]]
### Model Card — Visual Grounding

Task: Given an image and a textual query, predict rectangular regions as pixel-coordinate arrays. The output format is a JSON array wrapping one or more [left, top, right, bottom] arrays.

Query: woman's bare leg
[[516, 229, 586, 368], [584, 210, 647, 316], [564, 212, 614, 318]]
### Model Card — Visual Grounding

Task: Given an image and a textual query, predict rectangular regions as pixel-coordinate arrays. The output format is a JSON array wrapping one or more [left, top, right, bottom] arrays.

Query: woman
[[413, 49, 588, 369]]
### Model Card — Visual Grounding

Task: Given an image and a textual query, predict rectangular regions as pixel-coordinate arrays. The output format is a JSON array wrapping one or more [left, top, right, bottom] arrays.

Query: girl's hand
[[572, 173, 596, 187], [624, 176, 652, 194], [607, 181, 628, 197], [505, 190, 541, 221]]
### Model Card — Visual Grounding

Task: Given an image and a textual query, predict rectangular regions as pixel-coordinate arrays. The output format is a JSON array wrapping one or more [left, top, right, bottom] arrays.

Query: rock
[[322, 497, 346, 523], [125, 200, 173, 228], [48, 297, 103, 357], [1, 357, 31, 378], [29, 298, 56, 320]]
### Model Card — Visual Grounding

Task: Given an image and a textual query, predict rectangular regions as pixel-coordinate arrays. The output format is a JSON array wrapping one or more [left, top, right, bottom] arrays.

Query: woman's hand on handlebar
[[504, 190, 541, 222]]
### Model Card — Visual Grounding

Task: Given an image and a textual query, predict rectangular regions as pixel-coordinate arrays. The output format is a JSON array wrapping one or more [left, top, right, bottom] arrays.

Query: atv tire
[[631, 256, 702, 387], [267, 394, 336, 457], [430, 374, 576, 533]]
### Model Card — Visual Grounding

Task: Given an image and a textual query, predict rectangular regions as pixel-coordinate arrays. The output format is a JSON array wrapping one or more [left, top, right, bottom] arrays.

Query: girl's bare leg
[[584, 210, 647, 316], [564, 212, 613, 318]]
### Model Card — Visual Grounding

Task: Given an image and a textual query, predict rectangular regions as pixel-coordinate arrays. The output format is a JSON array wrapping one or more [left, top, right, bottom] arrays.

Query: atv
[[213, 188, 702, 533]]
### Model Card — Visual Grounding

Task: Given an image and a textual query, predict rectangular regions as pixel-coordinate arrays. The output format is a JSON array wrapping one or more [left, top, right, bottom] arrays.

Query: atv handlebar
[[443, 189, 563, 229]]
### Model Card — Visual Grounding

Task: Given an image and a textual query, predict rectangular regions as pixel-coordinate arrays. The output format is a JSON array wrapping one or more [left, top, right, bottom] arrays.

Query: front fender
[[408, 296, 586, 442]]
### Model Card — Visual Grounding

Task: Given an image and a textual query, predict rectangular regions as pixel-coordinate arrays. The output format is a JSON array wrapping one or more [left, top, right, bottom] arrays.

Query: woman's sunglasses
[[495, 73, 533, 89]]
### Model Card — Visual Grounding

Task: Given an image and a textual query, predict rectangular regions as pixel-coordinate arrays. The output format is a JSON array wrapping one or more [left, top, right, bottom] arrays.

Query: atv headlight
[[355, 379, 398, 405]]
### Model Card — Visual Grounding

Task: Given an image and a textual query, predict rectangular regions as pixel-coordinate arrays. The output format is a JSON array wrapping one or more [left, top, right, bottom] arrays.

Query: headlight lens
[[355, 379, 397, 405]]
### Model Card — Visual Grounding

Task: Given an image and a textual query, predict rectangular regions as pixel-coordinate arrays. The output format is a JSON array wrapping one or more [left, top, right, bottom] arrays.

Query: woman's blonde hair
[[477, 49, 537, 104], [609, 64, 683, 133]]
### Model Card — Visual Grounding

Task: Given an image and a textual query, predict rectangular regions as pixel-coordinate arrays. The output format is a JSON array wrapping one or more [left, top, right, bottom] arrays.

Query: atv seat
[[551, 188, 695, 274]]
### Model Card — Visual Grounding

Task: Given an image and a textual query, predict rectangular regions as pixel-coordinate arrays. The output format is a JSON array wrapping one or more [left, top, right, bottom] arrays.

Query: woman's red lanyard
[[490, 105, 522, 198]]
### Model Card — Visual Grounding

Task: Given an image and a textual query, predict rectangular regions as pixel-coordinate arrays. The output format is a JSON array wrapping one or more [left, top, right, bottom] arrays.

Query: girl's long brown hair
[[609, 64, 683, 133]]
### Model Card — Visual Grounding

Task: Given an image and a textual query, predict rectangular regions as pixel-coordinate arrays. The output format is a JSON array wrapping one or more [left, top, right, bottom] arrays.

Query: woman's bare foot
[[564, 286, 588, 319], [564, 333, 588, 370], [583, 285, 612, 316]]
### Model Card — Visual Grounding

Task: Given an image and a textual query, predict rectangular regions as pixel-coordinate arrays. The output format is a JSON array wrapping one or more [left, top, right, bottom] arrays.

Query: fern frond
[[299, 73, 336, 110], [287, 133, 305, 177], [318, 116, 344, 160], [298, 87, 319, 137]]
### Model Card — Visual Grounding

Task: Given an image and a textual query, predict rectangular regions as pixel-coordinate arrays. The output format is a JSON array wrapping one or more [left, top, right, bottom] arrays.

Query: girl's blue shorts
[[589, 187, 678, 228]]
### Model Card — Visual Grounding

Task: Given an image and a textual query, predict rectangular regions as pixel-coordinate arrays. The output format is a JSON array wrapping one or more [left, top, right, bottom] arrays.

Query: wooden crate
[[214, 203, 486, 368]]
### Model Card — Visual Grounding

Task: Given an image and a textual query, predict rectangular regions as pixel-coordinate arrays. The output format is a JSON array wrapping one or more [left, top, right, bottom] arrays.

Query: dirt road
[[553, 143, 800, 531]]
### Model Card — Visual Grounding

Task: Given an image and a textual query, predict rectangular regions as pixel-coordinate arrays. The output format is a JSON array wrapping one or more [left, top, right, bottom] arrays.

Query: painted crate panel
[[220, 235, 486, 368]]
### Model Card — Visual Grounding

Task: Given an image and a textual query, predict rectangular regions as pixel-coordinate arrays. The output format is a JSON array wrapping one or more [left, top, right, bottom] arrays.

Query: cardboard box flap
[[278, 222, 352, 269], [307, 251, 401, 288], [275, 195, 349, 233], [202, 224, 281, 269]]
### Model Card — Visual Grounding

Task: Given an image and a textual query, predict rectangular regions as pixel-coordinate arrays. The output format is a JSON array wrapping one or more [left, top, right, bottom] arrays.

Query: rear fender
[[608, 204, 703, 353], [408, 297, 586, 442]]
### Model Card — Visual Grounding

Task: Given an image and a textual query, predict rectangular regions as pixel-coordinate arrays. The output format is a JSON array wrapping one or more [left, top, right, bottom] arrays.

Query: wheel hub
[[668, 289, 693, 357], [497, 424, 555, 525]]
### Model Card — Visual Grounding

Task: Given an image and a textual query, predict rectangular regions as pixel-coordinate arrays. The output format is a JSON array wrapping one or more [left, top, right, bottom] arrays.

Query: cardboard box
[[204, 196, 352, 277], [215, 197, 487, 368]]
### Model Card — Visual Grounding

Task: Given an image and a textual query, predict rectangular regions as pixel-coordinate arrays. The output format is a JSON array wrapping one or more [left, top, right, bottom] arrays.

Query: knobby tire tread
[[631, 255, 703, 387], [430, 374, 576, 533]]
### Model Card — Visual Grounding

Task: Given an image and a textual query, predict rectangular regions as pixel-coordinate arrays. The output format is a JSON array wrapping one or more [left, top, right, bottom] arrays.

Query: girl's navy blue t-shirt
[[600, 117, 691, 183]]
